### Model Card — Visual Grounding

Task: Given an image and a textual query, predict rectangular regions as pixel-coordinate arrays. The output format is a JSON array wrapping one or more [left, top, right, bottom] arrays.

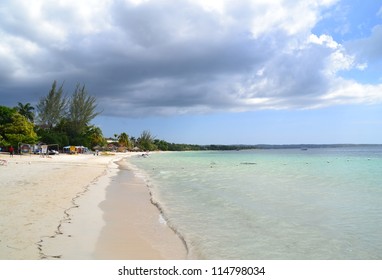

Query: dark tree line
[[1, 80, 264, 152], [0, 81, 104, 150], [35, 81, 103, 148]]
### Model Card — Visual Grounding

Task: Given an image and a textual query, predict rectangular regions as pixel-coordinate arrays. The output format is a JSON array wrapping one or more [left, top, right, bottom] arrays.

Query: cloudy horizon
[[1, 0, 382, 144]]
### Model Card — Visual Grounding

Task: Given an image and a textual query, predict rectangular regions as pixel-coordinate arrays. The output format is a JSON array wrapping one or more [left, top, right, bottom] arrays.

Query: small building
[[132, 146, 141, 152], [63, 146, 88, 154]]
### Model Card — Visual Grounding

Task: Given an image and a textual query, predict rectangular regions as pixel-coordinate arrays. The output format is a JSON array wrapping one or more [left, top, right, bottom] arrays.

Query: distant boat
[[301, 148, 308, 151]]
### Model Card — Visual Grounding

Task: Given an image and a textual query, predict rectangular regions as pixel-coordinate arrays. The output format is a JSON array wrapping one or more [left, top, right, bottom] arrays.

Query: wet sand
[[93, 160, 187, 259]]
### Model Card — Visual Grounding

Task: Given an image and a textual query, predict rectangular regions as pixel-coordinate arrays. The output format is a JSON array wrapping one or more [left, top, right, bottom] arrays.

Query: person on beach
[[9, 146, 14, 157]]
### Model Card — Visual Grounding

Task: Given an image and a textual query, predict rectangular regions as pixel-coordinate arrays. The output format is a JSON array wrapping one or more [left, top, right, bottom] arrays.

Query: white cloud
[[356, 63, 368, 71], [327, 49, 355, 75], [321, 79, 382, 106], [309, 34, 369, 77], [231, 0, 326, 38], [309, 34, 339, 48]]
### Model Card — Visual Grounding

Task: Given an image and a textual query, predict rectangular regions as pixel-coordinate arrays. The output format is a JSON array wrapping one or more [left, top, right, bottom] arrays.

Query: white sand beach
[[0, 152, 186, 260]]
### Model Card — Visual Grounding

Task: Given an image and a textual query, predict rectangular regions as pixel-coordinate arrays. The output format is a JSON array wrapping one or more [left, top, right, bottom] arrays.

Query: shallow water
[[129, 148, 382, 259]]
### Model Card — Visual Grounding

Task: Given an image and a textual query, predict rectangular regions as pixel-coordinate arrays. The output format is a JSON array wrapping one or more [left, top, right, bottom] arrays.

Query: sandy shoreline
[[93, 160, 187, 259], [0, 152, 187, 260]]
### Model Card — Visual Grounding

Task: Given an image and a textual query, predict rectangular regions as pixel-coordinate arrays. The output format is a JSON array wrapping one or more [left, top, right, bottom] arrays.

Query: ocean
[[127, 147, 382, 259]]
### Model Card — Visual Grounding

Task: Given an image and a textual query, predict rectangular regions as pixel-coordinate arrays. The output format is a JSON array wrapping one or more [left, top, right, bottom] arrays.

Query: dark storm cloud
[[1, 0, 378, 116]]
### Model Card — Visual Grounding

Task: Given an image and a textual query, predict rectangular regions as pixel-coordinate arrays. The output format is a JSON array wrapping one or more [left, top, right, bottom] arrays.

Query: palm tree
[[86, 126, 105, 148], [118, 132, 130, 148], [15, 102, 35, 122]]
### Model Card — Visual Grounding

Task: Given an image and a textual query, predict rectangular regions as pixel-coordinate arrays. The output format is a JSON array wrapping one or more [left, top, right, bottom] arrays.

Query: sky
[[1, 0, 382, 145]]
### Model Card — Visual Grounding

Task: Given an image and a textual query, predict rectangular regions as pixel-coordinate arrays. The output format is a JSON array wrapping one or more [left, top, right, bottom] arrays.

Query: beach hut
[[117, 146, 127, 153], [107, 143, 117, 152], [132, 146, 141, 152], [63, 146, 75, 154], [63, 145, 88, 154]]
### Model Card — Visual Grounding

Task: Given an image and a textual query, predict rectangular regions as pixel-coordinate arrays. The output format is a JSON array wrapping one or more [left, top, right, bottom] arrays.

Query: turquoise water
[[128, 148, 382, 259]]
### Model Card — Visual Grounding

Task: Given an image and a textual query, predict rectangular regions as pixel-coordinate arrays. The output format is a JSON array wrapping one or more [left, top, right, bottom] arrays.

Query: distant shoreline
[[191, 143, 382, 151]]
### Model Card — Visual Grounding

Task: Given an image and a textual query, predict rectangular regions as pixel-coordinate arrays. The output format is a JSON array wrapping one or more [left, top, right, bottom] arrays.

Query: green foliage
[[2, 113, 38, 147], [1, 105, 38, 147], [15, 102, 35, 123], [0, 106, 14, 146], [0, 105, 17, 125], [85, 126, 106, 148], [36, 128, 69, 147], [36, 81, 67, 129], [138, 130, 157, 151], [166, 142, 203, 151], [0, 135, 7, 147], [118, 132, 131, 148], [34, 81, 102, 148], [154, 139, 169, 151], [1, 81, 103, 151], [68, 84, 100, 136]]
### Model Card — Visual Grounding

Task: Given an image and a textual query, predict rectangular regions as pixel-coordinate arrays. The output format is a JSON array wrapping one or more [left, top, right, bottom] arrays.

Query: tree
[[34, 81, 102, 147], [3, 113, 38, 147], [68, 83, 100, 136], [118, 132, 131, 148], [15, 102, 35, 123], [154, 139, 169, 151], [86, 126, 106, 148], [0, 135, 7, 147], [1, 105, 38, 147], [0, 105, 16, 125], [36, 81, 67, 129], [36, 128, 69, 148], [138, 130, 157, 151]]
